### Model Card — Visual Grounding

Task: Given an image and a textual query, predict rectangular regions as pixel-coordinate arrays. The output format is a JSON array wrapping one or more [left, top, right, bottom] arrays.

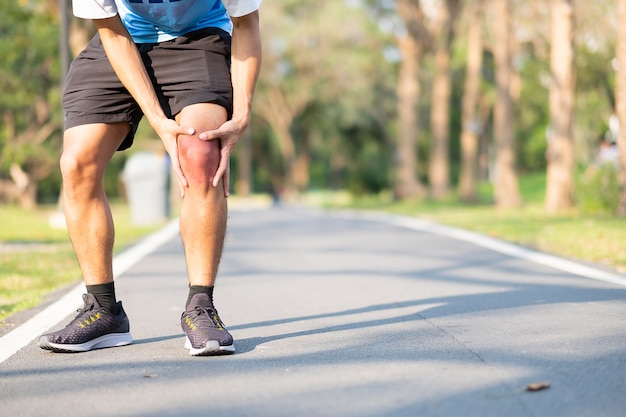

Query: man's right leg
[[39, 122, 133, 353], [60, 123, 128, 286]]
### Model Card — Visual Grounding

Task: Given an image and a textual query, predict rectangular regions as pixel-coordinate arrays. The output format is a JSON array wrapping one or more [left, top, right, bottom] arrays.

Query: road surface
[[1, 206, 625, 417]]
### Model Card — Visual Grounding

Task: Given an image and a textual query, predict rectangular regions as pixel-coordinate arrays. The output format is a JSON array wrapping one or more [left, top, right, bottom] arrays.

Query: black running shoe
[[181, 293, 234, 356], [39, 293, 132, 353]]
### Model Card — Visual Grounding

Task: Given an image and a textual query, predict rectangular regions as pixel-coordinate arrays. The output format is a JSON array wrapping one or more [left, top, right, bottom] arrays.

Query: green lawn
[[374, 201, 626, 271], [0, 203, 161, 324], [2, 174, 625, 326], [315, 173, 626, 274]]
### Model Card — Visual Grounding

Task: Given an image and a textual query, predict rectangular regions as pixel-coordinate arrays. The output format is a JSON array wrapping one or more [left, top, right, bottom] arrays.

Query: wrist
[[231, 111, 251, 129], [146, 112, 169, 129]]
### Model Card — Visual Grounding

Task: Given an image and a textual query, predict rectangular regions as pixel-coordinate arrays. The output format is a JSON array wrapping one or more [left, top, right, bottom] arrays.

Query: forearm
[[94, 16, 167, 126], [230, 11, 262, 128], [93, 16, 193, 191]]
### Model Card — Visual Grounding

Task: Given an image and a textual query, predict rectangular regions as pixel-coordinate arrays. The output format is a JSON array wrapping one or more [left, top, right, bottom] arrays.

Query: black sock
[[186, 285, 214, 309], [86, 282, 119, 315]]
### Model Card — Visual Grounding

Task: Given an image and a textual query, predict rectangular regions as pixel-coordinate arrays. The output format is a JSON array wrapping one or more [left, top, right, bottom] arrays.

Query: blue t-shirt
[[73, 0, 261, 43]]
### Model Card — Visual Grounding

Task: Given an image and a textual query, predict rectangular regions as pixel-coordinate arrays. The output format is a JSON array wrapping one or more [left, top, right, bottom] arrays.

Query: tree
[[491, 0, 522, 208], [428, 0, 461, 200], [254, 0, 392, 198], [458, 0, 484, 201], [393, 0, 429, 199], [0, 1, 62, 208], [545, 0, 575, 213], [617, 0, 626, 215]]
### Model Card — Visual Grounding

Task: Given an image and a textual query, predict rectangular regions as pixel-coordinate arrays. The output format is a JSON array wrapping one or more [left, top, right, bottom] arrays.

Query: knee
[[178, 137, 221, 189], [59, 147, 99, 194], [60, 148, 80, 183]]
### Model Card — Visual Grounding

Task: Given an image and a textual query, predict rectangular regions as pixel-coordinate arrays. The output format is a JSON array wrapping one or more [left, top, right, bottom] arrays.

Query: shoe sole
[[39, 332, 133, 353], [184, 337, 235, 356]]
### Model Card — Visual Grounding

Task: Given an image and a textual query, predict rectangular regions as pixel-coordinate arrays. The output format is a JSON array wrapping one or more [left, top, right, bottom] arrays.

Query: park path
[[1, 206, 626, 417]]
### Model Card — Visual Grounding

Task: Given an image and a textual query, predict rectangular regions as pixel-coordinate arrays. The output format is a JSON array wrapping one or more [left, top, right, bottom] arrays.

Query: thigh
[[62, 122, 130, 179]]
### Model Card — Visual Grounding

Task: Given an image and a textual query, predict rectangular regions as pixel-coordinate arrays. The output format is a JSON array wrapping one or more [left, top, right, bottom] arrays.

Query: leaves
[[0, 0, 63, 206], [526, 381, 551, 392]]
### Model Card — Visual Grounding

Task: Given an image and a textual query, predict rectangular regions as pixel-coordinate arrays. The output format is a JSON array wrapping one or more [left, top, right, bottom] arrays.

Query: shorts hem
[[64, 114, 134, 132], [171, 95, 232, 119]]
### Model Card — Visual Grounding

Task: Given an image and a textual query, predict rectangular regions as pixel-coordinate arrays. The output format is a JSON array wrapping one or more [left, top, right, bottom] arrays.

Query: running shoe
[[39, 293, 132, 353], [181, 293, 234, 356]]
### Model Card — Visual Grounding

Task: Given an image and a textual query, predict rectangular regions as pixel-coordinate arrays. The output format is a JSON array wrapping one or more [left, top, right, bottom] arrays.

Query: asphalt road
[[1, 206, 626, 417]]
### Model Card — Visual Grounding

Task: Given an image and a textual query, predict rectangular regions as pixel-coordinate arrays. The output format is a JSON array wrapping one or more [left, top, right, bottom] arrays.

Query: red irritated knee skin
[[177, 133, 222, 194]]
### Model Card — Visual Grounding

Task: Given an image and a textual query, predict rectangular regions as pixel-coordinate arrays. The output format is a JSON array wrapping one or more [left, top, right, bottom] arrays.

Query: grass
[[313, 172, 626, 273], [0, 203, 161, 325], [2, 173, 625, 326]]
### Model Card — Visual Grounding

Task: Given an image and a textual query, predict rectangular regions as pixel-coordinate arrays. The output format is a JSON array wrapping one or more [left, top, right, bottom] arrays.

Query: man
[[38, 0, 262, 356]]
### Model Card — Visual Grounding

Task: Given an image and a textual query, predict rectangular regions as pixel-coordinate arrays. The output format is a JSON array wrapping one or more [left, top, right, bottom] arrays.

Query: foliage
[[253, 0, 396, 195], [576, 163, 620, 215], [323, 172, 626, 272], [0, 0, 63, 205], [0, 203, 160, 323], [0, 0, 623, 214], [515, 45, 550, 172]]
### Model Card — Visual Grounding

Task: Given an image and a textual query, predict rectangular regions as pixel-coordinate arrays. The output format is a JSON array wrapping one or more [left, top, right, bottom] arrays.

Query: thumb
[[179, 125, 196, 136]]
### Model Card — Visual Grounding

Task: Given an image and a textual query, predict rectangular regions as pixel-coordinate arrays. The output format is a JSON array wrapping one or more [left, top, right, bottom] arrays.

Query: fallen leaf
[[526, 381, 550, 392]]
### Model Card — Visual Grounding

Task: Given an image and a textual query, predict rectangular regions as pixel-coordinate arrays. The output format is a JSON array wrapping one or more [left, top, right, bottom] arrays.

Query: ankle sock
[[86, 282, 119, 315], [186, 285, 214, 309]]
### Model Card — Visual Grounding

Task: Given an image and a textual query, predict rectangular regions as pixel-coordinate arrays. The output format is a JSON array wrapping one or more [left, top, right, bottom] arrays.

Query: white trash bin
[[122, 152, 170, 226]]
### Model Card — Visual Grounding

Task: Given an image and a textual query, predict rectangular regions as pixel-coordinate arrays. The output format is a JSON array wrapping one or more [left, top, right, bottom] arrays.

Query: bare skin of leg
[[60, 122, 129, 286], [175, 103, 228, 287], [61, 103, 226, 289]]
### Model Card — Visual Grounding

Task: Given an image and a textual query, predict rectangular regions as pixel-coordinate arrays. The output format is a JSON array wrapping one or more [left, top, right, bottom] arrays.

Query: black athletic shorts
[[62, 27, 233, 151]]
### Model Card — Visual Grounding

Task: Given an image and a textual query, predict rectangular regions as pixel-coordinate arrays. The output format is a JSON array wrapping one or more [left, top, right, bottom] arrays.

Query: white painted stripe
[[0, 219, 180, 364], [337, 210, 626, 288]]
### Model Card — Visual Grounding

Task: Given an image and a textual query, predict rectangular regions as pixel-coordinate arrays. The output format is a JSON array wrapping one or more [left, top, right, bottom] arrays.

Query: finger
[[180, 126, 196, 136], [199, 128, 223, 141], [172, 159, 187, 187], [223, 160, 230, 197], [167, 145, 187, 195], [170, 148, 186, 186], [212, 160, 227, 188], [212, 145, 232, 189], [177, 177, 186, 198]]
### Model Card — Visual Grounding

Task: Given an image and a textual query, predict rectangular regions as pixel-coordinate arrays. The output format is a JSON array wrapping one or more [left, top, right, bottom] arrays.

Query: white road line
[[335, 210, 626, 288], [0, 219, 180, 364], [3, 209, 625, 365]]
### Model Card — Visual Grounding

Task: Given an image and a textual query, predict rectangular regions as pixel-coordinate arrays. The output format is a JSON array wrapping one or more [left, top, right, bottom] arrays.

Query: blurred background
[[2, 0, 626, 325], [2, 0, 625, 213]]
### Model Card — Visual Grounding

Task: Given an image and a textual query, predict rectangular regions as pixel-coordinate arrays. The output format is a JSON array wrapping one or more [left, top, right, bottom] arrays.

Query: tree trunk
[[394, 33, 426, 200], [617, 0, 626, 215], [272, 123, 297, 197], [459, 0, 484, 202], [492, 0, 522, 208], [10, 163, 37, 209], [429, 41, 452, 200], [545, 0, 575, 214], [255, 89, 299, 197], [294, 148, 311, 194], [428, 0, 460, 200]]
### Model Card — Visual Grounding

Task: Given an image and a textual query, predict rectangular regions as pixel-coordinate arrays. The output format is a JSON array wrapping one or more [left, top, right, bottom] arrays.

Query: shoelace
[[192, 305, 225, 330], [68, 298, 95, 326]]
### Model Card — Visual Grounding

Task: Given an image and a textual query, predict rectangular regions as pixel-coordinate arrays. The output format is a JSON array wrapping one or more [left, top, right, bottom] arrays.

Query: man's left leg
[[176, 102, 234, 356]]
